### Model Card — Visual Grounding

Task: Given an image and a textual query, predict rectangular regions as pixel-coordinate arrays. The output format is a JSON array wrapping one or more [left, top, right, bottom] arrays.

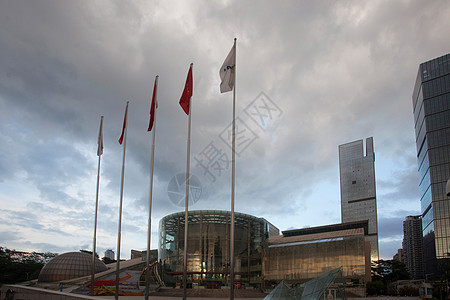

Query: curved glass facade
[[159, 210, 277, 288]]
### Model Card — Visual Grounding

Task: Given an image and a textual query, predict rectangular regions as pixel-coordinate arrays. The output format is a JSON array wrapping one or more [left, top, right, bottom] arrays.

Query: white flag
[[219, 44, 235, 93]]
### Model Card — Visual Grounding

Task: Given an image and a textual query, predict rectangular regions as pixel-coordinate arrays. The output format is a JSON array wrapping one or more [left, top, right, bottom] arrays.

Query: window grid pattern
[[158, 210, 273, 286], [339, 138, 379, 262], [264, 236, 365, 283], [412, 53, 450, 276]]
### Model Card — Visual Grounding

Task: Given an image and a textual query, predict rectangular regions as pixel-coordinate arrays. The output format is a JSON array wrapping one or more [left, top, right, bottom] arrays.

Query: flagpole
[[146, 76, 158, 300], [230, 37, 236, 300], [183, 63, 193, 300], [91, 115, 104, 296], [115, 101, 129, 300]]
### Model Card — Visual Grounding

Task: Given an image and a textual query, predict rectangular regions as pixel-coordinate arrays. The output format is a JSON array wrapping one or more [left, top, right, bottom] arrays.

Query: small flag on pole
[[97, 116, 104, 156], [118, 103, 129, 144], [219, 43, 236, 93], [179, 65, 193, 115], [148, 76, 159, 132]]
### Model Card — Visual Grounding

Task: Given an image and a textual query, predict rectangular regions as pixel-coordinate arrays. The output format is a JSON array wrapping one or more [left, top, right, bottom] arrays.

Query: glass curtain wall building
[[158, 210, 279, 288], [263, 221, 369, 286], [412, 53, 450, 277], [159, 211, 370, 293], [339, 137, 379, 262]]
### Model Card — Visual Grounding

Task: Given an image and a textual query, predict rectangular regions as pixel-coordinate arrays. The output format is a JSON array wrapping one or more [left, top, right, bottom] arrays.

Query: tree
[[80, 250, 99, 258], [367, 260, 410, 295], [366, 280, 385, 295], [0, 247, 44, 284], [102, 256, 116, 264]]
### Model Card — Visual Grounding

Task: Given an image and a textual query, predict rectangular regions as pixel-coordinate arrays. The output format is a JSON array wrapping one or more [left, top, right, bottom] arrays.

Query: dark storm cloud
[[379, 214, 407, 240], [377, 209, 423, 259], [378, 168, 421, 202]]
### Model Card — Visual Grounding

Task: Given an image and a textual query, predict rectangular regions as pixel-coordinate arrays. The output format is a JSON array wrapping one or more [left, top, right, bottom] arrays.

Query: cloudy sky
[[1, 0, 449, 260]]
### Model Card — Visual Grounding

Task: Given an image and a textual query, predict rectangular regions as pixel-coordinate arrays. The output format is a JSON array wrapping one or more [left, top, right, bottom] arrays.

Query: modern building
[[264, 220, 370, 287], [403, 215, 424, 279], [104, 249, 115, 260], [412, 53, 450, 277], [393, 248, 404, 263], [339, 137, 379, 262], [130, 249, 158, 261], [158, 210, 279, 288], [158, 210, 371, 290]]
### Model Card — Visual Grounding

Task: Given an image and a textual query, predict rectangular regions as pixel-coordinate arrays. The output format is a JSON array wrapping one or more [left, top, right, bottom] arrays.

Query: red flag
[[118, 102, 129, 144], [148, 76, 158, 131], [179, 64, 193, 115]]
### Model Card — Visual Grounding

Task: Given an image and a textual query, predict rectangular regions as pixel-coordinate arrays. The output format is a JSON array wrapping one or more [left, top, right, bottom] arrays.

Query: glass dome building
[[38, 251, 108, 282], [159, 210, 279, 288]]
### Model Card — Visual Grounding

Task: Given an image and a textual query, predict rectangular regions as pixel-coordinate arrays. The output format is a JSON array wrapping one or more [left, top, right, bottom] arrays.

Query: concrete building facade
[[403, 215, 424, 279], [339, 137, 379, 262]]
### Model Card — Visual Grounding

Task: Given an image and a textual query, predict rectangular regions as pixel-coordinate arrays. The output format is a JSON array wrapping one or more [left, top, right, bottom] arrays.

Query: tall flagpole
[[115, 101, 129, 300], [183, 63, 193, 300], [146, 76, 158, 300], [230, 37, 237, 300], [91, 115, 104, 296]]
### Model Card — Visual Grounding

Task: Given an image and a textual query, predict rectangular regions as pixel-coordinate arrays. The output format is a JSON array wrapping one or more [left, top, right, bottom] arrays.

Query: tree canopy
[[367, 259, 410, 295]]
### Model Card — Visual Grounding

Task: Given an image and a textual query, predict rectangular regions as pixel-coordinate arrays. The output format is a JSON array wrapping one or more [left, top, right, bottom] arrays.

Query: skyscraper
[[339, 137, 379, 262], [104, 249, 115, 260], [412, 53, 450, 277], [403, 215, 424, 279]]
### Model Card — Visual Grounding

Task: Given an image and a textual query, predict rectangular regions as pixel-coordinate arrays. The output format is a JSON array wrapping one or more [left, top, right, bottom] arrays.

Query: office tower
[[403, 215, 424, 279], [339, 137, 379, 262], [393, 248, 404, 262], [412, 53, 450, 277], [104, 249, 115, 260]]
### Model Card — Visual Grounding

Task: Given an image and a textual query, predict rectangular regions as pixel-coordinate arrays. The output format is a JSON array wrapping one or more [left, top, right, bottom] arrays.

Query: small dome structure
[[38, 251, 108, 282]]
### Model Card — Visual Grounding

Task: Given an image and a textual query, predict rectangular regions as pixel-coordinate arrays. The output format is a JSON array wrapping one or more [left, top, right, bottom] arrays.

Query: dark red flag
[[179, 65, 193, 115], [118, 102, 129, 144], [148, 76, 158, 131]]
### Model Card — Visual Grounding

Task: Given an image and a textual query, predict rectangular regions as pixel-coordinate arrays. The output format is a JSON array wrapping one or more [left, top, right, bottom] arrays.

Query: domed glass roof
[[38, 251, 108, 282]]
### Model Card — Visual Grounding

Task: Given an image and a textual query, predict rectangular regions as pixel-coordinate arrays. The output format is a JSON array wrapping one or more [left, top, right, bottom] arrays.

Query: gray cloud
[[0, 0, 449, 259]]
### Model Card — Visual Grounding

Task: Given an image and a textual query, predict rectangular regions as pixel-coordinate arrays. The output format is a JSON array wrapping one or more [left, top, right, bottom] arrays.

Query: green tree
[[0, 248, 44, 284], [367, 260, 410, 295], [366, 280, 385, 295], [80, 250, 99, 258]]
